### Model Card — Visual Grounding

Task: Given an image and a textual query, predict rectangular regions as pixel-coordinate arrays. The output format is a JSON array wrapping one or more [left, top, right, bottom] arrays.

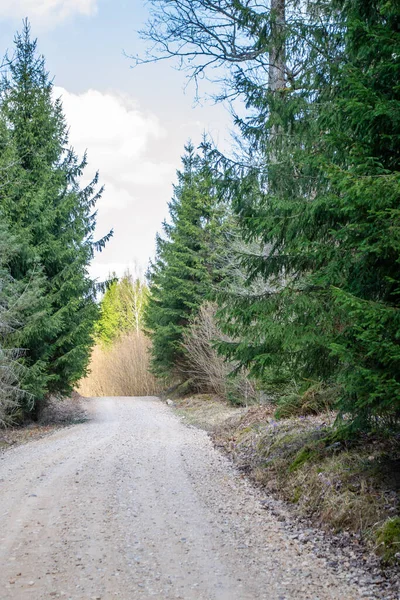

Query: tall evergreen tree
[[221, 0, 400, 426], [145, 142, 228, 380], [0, 218, 44, 422], [0, 22, 112, 404], [138, 0, 344, 392], [141, 0, 400, 426], [317, 0, 400, 425]]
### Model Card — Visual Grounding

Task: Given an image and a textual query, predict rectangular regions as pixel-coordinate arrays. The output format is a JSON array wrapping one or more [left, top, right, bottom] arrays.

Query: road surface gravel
[[0, 397, 383, 599]]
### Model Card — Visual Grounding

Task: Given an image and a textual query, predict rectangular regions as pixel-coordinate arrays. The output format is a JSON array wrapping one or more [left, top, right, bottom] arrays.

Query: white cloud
[[119, 161, 176, 187], [55, 86, 170, 209], [55, 86, 174, 272], [55, 85, 229, 276], [58, 89, 162, 161], [0, 0, 97, 27]]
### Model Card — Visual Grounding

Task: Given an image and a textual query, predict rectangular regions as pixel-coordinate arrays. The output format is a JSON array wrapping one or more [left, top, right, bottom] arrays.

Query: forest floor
[[0, 396, 398, 599], [0, 394, 89, 453]]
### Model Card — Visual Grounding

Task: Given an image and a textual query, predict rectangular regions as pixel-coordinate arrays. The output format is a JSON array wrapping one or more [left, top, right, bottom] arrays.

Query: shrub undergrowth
[[77, 331, 160, 397]]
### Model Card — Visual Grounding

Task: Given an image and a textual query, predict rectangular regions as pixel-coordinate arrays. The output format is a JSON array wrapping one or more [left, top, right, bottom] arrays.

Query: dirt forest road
[[0, 397, 377, 600]]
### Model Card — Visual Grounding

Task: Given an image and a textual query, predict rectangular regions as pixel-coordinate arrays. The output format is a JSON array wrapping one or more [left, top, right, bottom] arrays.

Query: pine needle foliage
[[0, 220, 40, 422], [145, 142, 229, 381], [218, 0, 400, 428], [322, 0, 400, 427], [0, 22, 112, 408], [139, 0, 400, 427]]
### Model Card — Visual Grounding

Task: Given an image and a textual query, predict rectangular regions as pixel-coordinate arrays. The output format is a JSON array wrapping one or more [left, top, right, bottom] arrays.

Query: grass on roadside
[[173, 395, 400, 565], [213, 411, 400, 563], [173, 394, 247, 431]]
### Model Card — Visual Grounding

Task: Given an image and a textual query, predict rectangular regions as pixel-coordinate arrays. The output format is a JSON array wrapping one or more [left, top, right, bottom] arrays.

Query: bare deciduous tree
[[182, 302, 257, 403], [133, 0, 297, 100]]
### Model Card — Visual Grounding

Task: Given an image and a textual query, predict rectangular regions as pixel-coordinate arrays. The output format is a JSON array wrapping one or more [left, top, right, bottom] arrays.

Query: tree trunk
[[269, 0, 286, 92]]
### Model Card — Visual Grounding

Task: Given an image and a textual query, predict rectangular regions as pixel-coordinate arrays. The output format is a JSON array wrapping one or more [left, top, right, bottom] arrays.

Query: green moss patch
[[375, 517, 400, 565]]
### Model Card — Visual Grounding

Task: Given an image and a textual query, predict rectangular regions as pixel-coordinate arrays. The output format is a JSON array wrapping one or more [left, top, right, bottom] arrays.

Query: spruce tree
[[0, 218, 45, 421], [317, 0, 400, 425], [0, 22, 112, 404], [140, 0, 400, 426], [145, 142, 228, 380], [0, 93, 51, 403], [220, 1, 400, 426]]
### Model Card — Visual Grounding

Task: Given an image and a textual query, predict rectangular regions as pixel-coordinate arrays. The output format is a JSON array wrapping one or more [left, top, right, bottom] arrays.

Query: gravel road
[[0, 397, 384, 600]]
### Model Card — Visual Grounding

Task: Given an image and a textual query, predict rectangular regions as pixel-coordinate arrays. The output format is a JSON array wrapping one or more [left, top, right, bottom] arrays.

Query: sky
[[0, 0, 232, 281]]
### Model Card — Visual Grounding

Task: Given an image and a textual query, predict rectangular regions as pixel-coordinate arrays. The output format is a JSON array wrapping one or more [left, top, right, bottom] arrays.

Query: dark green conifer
[[145, 142, 228, 380], [220, 0, 400, 426], [0, 22, 112, 405]]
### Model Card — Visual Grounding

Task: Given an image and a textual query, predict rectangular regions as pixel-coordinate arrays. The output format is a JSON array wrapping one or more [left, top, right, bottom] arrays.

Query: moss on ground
[[375, 517, 400, 564], [172, 394, 399, 562], [289, 445, 320, 472]]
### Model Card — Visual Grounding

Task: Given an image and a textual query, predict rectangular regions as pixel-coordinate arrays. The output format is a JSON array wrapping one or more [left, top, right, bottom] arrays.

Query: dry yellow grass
[[77, 331, 160, 397], [211, 409, 399, 541], [173, 394, 400, 562], [173, 394, 247, 431]]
